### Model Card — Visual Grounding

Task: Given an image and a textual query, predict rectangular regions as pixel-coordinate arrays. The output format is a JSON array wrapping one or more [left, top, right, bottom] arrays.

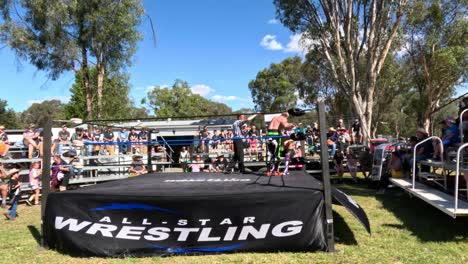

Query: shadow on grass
[[333, 210, 358, 245], [28, 225, 41, 246], [376, 188, 468, 242]]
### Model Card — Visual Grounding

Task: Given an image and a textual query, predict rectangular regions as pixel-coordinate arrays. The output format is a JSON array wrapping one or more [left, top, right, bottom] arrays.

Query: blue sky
[[0, 0, 307, 113], [1, 0, 466, 113]]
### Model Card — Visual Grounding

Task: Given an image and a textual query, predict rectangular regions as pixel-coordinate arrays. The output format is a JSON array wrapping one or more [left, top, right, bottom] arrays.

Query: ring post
[[318, 101, 335, 252], [41, 117, 52, 249]]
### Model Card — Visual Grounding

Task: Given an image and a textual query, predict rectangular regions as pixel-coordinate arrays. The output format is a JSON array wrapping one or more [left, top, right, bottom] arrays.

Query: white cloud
[[284, 33, 316, 54], [267, 19, 278, 24], [260, 35, 283, 51], [191, 84, 214, 96], [212, 95, 238, 102], [27, 96, 70, 106]]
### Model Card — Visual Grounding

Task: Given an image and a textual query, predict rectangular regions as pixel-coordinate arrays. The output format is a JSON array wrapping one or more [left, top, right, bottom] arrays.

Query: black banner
[[45, 172, 331, 257]]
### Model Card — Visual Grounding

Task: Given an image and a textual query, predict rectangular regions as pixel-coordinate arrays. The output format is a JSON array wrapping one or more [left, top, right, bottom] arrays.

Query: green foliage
[[403, 0, 467, 128], [0, 99, 20, 129], [65, 68, 140, 120], [20, 99, 66, 128], [249, 56, 312, 112], [144, 79, 232, 118]]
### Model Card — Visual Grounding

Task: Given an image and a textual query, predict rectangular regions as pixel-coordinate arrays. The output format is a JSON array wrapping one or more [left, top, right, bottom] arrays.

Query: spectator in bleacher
[[337, 127, 351, 153], [189, 154, 204, 172], [117, 127, 130, 154], [57, 124, 71, 155], [71, 127, 84, 155], [440, 117, 460, 150], [457, 96, 468, 142], [3, 168, 21, 220], [0, 164, 8, 208], [81, 127, 93, 155], [215, 154, 229, 172], [225, 130, 234, 151], [138, 126, 149, 154], [201, 127, 209, 153], [211, 130, 220, 152], [327, 127, 338, 157], [128, 127, 139, 154], [103, 125, 115, 155], [38, 129, 57, 157], [207, 157, 218, 172], [219, 129, 226, 149], [91, 126, 102, 155], [50, 154, 66, 192], [415, 128, 433, 161], [337, 118, 346, 131], [0, 125, 10, 158], [351, 119, 362, 144], [23, 123, 40, 159], [26, 161, 41, 206], [248, 133, 258, 161], [129, 154, 147, 176], [179, 146, 191, 172], [249, 125, 259, 137]]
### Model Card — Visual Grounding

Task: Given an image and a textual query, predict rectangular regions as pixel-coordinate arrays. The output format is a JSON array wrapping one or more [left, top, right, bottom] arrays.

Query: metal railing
[[455, 143, 468, 214], [412, 136, 444, 190], [460, 109, 468, 143]]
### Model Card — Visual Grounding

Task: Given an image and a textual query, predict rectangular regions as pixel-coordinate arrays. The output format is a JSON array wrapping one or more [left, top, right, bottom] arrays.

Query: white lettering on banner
[[54, 217, 304, 242], [223, 226, 238, 241], [122, 218, 132, 224], [243, 217, 255, 224], [220, 218, 232, 225], [199, 219, 210, 226], [55, 216, 92, 231], [144, 227, 170, 241], [177, 219, 187, 226], [116, 226, 145, 240], [198, 228, 221, 242], [99, 217, 111, 223], [174, 228, 200, 241], [85, 223, 118, 237], [238, 224, 271, 240], [271, 221, 303, 237], [142, 219, 152, 225]]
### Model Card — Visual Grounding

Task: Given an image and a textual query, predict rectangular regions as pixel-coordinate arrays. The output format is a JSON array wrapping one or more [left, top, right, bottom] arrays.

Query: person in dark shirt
[[225, 114, 257, 174], [138, 126, 149, 154], [103, 126, 115, 155], [4, 169, 21, 220], [129, 127, 139, 154], [215, 154, 229, 172], [351, 119, 362, 144]]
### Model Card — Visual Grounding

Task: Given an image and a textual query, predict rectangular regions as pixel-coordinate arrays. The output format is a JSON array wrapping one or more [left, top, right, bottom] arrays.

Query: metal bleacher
[[389, 114, 468, 218]]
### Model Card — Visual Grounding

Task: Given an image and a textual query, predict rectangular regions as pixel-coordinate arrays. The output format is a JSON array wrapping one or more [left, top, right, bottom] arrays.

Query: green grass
[[1, 176, 467, 264]]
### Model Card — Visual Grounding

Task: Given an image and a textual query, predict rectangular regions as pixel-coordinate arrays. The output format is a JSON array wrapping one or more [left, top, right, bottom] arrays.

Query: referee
[[225, 113, 257, 174]]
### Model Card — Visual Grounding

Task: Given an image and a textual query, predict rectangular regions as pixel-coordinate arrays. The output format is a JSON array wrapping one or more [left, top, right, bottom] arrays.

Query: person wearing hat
[[0, 125, 10, 158], [215, 154, 229, 172], [3, 168, 21, 220], [129, 154, 147, 176], [440, 117, 460, 149], [22, 123, 40, 159]]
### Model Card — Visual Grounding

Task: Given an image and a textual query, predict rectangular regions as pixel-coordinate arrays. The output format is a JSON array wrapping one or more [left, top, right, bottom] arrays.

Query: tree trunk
[[96, 64, 105, 120], [81, 47, 92, 120]]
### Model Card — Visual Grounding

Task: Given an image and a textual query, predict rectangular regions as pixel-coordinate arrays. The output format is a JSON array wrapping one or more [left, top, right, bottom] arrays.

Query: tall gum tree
[[274, 0, 408, 143]]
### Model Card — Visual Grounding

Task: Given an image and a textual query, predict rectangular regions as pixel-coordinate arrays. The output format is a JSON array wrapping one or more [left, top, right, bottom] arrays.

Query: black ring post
[[318, 100, 335, 252], [40, 117, 52, 249], [147, 130, 155, 173]]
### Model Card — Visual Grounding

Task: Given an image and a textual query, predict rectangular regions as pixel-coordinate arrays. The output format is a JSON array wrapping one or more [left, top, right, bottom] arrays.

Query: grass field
[[0, 178, 467, 264]]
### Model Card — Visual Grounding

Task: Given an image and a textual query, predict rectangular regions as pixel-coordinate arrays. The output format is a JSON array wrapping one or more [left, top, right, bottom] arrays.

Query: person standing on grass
[[333, 151, 345, 183], [26, 161, 41, 206], [347, 150, 358, 183], [3, 169, 21, 220]]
